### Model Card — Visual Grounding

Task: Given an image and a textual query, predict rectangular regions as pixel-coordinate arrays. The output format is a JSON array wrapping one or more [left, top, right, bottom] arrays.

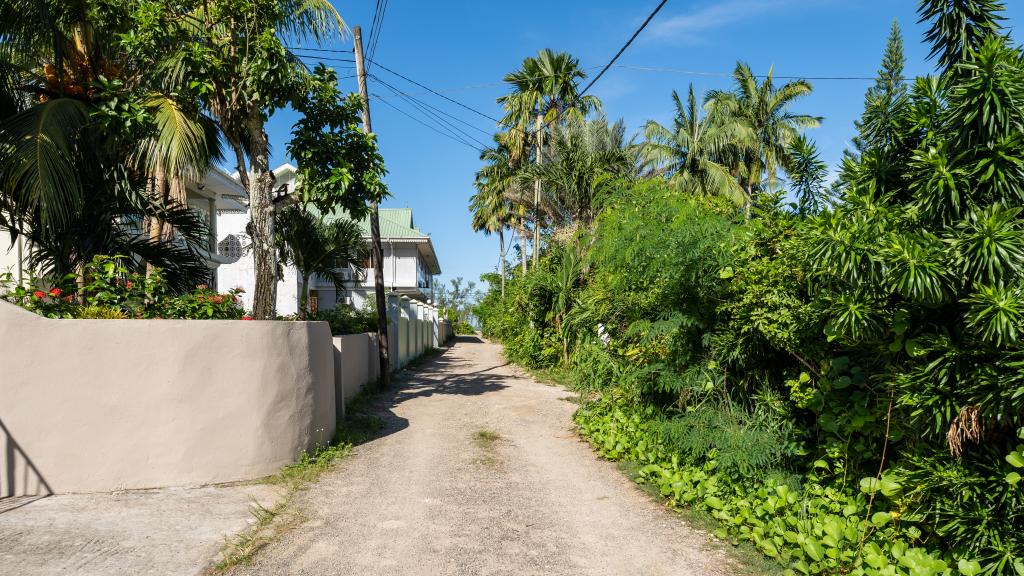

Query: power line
[[366, 0, 389, 67], [284, 45, 352, 54], [366, 1, 383, 65], [579, 0, 669, 97], [369, 72, 493, 138], [614, 64, 879, 81], [373, 75, 489, 150], [370, 92, 482, 152], [291, 51, 355, 64], [367, 59, 504, 125]]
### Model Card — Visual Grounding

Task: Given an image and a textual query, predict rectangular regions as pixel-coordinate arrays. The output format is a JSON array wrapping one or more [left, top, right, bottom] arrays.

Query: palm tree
[[0, 0, 213, 290], [707, 63, 822, 217], [532, 115, 636, 228], [476, 137, 530, 274], [787, 134, 830, 216], [276, 206, 368, 319], [642, 85, 754, 208], [497, 49, 600, 266], [134, 93, 223, 269], [470, 175, 510, 297]]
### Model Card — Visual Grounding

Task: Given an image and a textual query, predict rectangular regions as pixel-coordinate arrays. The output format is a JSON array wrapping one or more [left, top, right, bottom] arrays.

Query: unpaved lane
[[229, 336, 730, 576]]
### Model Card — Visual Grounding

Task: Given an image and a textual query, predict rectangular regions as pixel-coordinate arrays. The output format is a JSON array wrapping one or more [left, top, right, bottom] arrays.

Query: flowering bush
[[1, 255, 245, 320]]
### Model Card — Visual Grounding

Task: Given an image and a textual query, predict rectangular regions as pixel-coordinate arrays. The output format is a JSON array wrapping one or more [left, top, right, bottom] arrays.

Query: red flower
[[242, 315, 253, 321], [48, 288, 62, 297], [212, 295, 224, 304], [32, 290, 45, 299], [233, 286, 245, 293], [125, 281, 133, 290]]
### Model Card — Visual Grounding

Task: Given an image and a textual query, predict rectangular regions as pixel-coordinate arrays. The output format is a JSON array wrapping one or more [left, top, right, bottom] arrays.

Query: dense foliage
[[475, 4, 1024, 574], [1, 255, 244, 319]]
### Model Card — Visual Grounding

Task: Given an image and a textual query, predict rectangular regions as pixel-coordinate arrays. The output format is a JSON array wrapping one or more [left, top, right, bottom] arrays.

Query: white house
[[216, 164, 442, 316], [0, 166, 247, 286]]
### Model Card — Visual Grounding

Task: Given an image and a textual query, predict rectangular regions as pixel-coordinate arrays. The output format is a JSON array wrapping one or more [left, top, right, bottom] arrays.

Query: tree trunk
[[146, 168, 168, 278], [744, 183, 753, 220], [369, 203, 390, 387], [532, 113, 543, 268], [520, 226, 528, 274], [246, 107, 277, 319], [498, 227, 505, 298]]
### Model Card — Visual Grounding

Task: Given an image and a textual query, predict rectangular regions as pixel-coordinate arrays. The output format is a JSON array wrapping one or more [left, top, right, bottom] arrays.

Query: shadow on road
[[344, 336, 509, 446]]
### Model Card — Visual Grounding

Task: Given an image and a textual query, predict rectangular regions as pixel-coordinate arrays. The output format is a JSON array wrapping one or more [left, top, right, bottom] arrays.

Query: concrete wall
[[332, 333, 380, 417], [0, 301, 335, 496]]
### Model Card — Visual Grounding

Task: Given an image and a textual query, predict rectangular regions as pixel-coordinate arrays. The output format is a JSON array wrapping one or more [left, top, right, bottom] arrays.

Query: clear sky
[[261, 0, 1022, 292]]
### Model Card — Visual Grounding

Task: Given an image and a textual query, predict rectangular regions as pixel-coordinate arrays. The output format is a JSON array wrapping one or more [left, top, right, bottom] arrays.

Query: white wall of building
[[216, 212, 300, 316], [0, 235, 23, 285]]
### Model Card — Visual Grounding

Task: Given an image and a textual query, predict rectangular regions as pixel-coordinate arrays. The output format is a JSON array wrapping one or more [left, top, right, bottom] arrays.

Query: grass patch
[[472, 429, 502, 467], [528, 366, 575, 388]]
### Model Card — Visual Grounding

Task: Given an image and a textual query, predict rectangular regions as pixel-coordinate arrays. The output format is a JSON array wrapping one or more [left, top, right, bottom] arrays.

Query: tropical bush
[[310, 305, 377, 335], [1, 255, 244, 320], [475, 4, 1024, 573]]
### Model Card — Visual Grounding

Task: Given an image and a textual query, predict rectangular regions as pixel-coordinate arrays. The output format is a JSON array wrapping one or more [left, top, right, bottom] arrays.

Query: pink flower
[[197, 284, 208, 290], [48, 288, 62, 297], [32, 290, 45, 299], [212, 295, 224, 304], [233, 286, 245, 293]]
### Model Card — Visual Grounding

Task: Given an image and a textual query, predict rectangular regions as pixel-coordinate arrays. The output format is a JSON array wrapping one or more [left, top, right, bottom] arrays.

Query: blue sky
[[261, 0, 1022, 292]]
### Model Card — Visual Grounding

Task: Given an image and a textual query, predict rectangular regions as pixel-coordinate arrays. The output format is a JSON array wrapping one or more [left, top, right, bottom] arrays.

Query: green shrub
[[310, 305, 376, 335], [1, 255, 245, 320]]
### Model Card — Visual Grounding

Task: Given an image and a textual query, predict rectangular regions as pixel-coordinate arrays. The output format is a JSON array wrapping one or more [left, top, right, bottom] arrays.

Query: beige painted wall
[[332, 333, 379, 416], [0, 301, 335, 496]]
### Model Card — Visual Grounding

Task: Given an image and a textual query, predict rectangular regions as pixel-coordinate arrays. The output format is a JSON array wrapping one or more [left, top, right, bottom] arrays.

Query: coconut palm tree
[[476, 137, 532, 275], [469, 181, 509, 297], [707, 63, 822, 217], [642, 85, 754, 209], [497, 49, 600, 266], [276, 206, 367, 319], [0, 0, 213, 289]]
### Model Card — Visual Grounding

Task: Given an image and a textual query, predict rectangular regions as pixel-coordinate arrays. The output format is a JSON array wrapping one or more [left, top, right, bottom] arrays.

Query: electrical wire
[[374, 77, 489, 150], [370, 93, 482, 152], [369, 72, 493, 138], [367, 59, 504, 125], [579, 0, 669, 97], [366, 0, 389, 67]]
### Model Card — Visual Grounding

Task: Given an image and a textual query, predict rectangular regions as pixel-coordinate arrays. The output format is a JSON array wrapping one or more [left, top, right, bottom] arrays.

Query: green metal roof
[[356, 208, 428, 239]]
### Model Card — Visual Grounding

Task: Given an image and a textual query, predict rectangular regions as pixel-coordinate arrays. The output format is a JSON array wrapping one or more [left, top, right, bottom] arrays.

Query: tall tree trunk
[[246, 107, 277, 319], [532, 113, 543, 268], [146, 168, 168, 278], [498, 227, 505, 297], [520, 225, 528, 274]]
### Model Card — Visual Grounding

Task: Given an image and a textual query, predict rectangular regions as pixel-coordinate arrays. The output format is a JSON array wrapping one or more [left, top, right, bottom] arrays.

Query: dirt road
[[229, 336, 730, 576]]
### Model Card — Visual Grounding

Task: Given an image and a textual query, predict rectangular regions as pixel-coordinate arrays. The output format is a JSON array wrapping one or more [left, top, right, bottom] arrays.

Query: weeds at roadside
[[209, 441, 351, 573]]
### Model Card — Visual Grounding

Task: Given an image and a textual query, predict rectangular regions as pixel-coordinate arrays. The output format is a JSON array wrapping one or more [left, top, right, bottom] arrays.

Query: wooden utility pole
[[354, 26, 391, 388], [532, 113, 543, 267]]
